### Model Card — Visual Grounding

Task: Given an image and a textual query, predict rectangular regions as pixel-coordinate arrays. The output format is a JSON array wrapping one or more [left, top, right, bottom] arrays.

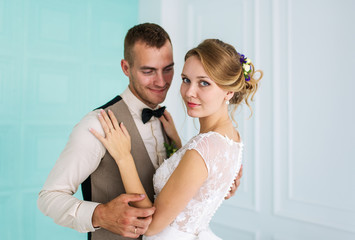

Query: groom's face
[[122, 40, 174, 108]]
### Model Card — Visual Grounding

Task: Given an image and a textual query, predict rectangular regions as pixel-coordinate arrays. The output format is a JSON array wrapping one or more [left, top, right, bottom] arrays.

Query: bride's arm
[[90, 110, 208, 235], [115, 154, 153, 208], [89, 109, 152, 208], [116, 147, 207, 236]]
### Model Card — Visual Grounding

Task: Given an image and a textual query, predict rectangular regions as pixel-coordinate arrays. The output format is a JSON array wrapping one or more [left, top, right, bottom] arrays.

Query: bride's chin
[[187, 112, 199, 118]]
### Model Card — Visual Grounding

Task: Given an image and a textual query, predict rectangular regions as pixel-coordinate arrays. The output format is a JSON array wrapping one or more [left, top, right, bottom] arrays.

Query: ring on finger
[[134, 227, 137, 235]]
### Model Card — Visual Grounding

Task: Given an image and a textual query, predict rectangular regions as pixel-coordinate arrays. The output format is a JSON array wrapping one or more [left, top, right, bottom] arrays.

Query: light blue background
[[1, 0, 354, 240], [0, 0, 138, 239]]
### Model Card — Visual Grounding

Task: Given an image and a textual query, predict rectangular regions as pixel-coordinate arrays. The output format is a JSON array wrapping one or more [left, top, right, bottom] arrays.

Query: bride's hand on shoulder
[[159, 109, 182, 149], [90, 109, 131, 163]]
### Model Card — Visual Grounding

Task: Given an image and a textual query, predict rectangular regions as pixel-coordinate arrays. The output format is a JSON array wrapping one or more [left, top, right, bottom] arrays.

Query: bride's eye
[[182, 77, 190, 84], [200, 81, 210, 87]]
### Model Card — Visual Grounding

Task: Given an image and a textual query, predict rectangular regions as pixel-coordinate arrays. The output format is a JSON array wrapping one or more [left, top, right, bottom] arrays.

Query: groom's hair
[[124, 23, 172, 65]]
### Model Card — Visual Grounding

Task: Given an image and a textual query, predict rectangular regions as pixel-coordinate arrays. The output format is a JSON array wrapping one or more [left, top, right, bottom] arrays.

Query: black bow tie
[[142, 106, 166, 124]]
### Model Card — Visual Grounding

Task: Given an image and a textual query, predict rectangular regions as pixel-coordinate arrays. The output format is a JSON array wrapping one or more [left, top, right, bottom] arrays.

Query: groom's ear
[[121, 59, 130, 77]]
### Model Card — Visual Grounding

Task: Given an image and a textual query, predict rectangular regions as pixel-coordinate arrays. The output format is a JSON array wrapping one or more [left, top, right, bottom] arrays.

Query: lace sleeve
[[187, 132, 241, 176], [188, 137, 215, 174]]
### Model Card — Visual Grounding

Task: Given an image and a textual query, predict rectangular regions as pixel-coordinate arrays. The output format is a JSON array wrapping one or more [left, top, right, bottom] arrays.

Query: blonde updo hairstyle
[[184, 39, 263, 122]]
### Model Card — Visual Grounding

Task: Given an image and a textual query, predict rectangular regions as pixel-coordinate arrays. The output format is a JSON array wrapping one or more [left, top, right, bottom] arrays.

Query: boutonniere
[[164, 141, 178, 158]]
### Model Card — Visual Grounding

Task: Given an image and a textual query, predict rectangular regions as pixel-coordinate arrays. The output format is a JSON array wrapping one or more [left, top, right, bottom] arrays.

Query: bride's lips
[[187, 102, 200, 108]]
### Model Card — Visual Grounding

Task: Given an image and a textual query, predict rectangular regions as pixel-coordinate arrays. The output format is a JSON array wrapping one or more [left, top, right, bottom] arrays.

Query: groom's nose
[[153, 71, 166, 87]]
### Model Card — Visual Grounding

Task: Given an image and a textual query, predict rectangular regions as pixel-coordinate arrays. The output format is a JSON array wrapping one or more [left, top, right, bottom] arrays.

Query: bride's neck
[[199, 112, 232, 134]]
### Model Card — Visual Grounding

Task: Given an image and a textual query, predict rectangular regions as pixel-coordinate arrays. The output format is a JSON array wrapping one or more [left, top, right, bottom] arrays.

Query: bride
[[90, 39, 263, 239]]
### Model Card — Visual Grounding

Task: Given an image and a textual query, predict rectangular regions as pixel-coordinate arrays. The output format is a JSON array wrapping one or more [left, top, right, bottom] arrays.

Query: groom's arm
[[37, 110, 106, 232], [92, 194, 155, 238]]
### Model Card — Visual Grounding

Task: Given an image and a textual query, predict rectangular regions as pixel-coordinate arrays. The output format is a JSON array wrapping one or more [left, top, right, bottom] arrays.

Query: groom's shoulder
[[72, 95, 124, 134], [94, 95, 123, 110], [72, 110, 101, 135]]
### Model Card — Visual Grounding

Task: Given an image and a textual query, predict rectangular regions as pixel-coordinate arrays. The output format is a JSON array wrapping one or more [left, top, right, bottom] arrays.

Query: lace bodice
[[152, 131, 243, 236]]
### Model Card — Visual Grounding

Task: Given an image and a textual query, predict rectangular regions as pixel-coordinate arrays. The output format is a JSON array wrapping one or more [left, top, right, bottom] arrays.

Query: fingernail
[[140, 194, 145, 198]]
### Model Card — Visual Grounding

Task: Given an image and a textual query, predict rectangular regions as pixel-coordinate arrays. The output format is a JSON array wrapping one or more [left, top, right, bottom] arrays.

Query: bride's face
[[180, 56, 229, 118]]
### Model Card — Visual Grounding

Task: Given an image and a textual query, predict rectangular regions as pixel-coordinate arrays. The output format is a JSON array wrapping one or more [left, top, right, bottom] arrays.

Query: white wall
[[139, 0, 355, 239]]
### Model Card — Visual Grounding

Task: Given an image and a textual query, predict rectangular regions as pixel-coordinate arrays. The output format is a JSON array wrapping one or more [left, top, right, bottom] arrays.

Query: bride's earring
[[225, 100, 230, 105]]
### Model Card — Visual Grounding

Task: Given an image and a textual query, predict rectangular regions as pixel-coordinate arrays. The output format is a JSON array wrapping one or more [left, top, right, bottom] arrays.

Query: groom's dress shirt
[[38, 87, 166, 233]]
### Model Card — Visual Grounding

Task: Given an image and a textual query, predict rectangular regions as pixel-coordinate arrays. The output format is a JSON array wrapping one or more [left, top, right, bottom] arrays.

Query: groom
[[38, 23, 242, 240]]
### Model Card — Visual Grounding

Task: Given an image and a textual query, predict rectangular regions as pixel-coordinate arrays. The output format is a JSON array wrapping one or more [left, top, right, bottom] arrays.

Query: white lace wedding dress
[[144, 131, 243, 240]]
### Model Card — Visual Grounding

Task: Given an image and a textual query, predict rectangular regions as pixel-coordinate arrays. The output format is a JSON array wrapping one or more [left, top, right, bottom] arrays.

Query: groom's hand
[[225, 164, 243, 200], [92, 193, 155, 238]]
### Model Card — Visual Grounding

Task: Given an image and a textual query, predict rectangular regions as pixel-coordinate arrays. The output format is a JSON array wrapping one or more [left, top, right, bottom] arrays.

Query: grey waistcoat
[[82, 96, 169, 240]]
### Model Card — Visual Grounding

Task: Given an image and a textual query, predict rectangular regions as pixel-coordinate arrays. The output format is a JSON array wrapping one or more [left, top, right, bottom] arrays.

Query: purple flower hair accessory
[[239, 53, 252, 81]]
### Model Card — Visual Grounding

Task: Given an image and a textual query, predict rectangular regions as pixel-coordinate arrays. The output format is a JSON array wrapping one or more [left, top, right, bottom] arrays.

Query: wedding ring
[[134, 227, 137, 234]]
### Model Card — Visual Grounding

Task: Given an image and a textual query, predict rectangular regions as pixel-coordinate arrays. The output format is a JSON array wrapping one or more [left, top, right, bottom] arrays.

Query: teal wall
[[0, 0, 138, 239]]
